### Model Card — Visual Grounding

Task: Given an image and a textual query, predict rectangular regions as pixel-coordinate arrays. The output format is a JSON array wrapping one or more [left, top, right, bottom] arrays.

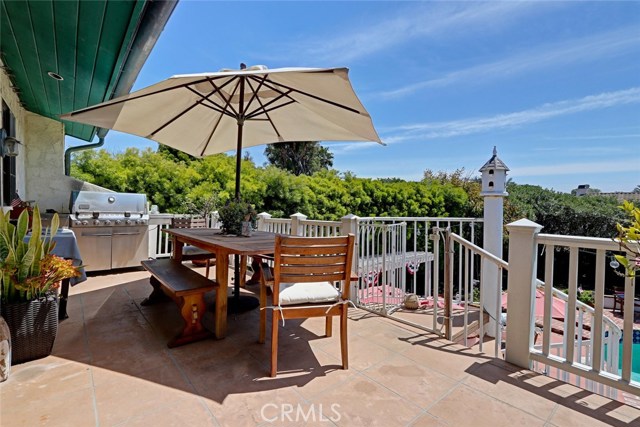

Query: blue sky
[[67, 1, 640, 193]]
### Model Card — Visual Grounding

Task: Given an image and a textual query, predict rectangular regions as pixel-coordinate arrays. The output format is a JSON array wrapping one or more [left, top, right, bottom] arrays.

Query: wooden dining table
[[163, 228, 276, 338]]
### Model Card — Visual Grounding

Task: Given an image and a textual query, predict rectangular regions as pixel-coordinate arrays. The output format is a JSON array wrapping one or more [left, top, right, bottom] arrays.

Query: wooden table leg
[[240, 255, 248, 288], [58, 278, 70, 320], [172, 236, 184, 262], [214, 253, 229, 338]]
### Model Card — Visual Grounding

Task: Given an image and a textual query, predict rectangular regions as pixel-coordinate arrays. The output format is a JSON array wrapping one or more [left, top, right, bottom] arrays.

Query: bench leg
[[141, 276, 172, 306], [168, 293, 213, 348]]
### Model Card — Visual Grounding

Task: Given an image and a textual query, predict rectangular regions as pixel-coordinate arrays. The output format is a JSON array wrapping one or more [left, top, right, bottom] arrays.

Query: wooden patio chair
[[171, 216, 215, 278], [259, 234, 356, 377]]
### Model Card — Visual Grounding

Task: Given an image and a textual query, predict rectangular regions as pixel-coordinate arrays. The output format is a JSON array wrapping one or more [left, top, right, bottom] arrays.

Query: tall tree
[[264, 141, 333, 176]]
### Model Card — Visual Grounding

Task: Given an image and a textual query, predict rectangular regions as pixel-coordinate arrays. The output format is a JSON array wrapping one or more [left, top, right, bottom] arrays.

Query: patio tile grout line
[[55, 274, 637, 427], [77, 292, 102, 427], [545, 404, 560, 426], [126, 285, 222, 427]]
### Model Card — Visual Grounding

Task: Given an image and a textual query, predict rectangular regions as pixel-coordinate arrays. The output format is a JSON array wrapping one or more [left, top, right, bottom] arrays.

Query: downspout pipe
[[63, 0, 178, 175], [64, 131, 106, 176]]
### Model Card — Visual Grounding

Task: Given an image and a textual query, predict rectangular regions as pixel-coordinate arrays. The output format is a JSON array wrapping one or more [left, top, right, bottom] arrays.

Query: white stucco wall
[[23, 111, 69, 211], [0, 64, 27, 201]]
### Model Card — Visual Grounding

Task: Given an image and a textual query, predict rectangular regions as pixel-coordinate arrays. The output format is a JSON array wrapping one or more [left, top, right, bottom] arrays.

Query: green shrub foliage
[[71, 148, 470, 220], [71, 148, 623, 240]]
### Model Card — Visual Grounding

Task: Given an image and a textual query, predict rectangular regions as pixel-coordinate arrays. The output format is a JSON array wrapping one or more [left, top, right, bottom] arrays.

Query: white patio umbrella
[[61, 65, 383, 198], [62, 64, 382, 312]]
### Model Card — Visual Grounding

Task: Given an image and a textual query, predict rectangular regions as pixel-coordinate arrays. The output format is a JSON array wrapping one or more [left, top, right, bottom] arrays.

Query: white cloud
[[380, 26, 640, 98], [511, 159, 640, 177], [383, 87, 640, 143], [283, 2, 543, 64]]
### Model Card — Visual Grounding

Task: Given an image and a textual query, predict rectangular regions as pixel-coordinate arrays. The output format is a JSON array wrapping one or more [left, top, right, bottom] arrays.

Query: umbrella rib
[[210, 78, 241, 118], [245, 99, 296, 120], [64, 75, 233, 116], [244, 75, 296, 118], [242, 74, 268, 117], [192, 91, 236, 119], [247, 74, 362, 115], [199, 112, 225, 157], [147, 77, 239, 138], [147, 86, 224, 138], [197, 78, 243, 156], [244, 79, 284, 139]]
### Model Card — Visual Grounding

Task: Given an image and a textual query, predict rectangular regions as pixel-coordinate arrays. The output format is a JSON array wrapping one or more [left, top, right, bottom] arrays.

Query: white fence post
[[256, 212, 271, 231], [341, 214, 359, 302], [505, 218, 543, 368], [290, 212, 307, 236]]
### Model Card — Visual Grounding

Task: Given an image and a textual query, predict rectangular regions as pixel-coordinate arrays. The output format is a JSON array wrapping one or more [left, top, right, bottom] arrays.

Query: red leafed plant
[[15, 255, 80, 296]]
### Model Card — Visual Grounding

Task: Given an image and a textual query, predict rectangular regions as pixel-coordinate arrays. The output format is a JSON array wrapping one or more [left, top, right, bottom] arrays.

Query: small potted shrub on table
[[218, 199, 257, 236]]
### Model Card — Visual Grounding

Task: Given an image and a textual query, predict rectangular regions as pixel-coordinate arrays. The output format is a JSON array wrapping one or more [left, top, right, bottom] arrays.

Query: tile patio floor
[[1, 266, 639, 427]]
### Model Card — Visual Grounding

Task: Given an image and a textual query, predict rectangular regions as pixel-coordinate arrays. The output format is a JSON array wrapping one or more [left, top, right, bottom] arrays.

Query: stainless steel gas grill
[[69, 191, 149, 272]]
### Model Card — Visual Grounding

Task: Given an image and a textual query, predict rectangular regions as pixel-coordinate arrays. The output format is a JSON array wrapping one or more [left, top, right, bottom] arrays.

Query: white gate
[[356, 222, 408, 314]]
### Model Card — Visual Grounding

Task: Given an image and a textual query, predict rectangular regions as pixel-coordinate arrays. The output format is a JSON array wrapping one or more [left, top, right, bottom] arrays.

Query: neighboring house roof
[[0, 0, 177, 141], [479, 146, 510, 172]]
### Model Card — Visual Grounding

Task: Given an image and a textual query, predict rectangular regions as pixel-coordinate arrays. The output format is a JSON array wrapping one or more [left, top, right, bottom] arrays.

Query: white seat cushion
[[278, 281, 340, 306]]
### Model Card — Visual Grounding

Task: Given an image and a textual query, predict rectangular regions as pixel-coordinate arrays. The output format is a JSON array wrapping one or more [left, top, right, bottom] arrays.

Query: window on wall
[[2, 101, 17, 205]]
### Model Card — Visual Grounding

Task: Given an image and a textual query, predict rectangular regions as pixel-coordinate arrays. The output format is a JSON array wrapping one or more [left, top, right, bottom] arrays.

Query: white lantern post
[[480, 147, 509, 336]]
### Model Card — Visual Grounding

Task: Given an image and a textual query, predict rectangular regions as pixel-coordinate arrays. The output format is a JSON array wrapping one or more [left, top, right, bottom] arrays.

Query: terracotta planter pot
[[1, 293, 58, 365]]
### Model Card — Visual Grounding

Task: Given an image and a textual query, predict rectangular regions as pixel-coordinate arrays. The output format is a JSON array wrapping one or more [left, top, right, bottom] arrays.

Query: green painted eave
[[0, 0, 148, 141]]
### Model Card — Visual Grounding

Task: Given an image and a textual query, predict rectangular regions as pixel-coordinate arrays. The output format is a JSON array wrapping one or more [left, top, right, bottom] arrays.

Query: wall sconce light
[[0, 128, 20, 157]]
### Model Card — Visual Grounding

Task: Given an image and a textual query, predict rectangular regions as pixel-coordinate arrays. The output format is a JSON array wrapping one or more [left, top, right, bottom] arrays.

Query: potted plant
[[0, 206, 80, 365], [218, 198, 257, 236], [614, 200, 639, 278]]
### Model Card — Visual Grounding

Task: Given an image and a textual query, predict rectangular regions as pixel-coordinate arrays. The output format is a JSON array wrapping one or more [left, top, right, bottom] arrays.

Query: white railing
[[357, 222, 407, 315], [446, 231, 508, 357], [358, 217, 482, 303], [147, 210, 637, 396], [506, 220, 638, 397], [354, 218, 482, 335], [300, 219, 341, 237], [257, 213, 341, 237], [539, 286, 621, 369], [260, 219, 291, 235], [148, 212, 221, 258], [148, 214, 174, 258]]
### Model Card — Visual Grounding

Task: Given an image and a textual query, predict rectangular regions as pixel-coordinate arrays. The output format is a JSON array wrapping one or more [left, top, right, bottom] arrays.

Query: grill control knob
[[93, 220, 100, 226], [74, 221, 82, 226], [81, 220, 89, 226], [126, 220, 133, 225], [115, 220, 122, 225], [104, 220, 111, 226]]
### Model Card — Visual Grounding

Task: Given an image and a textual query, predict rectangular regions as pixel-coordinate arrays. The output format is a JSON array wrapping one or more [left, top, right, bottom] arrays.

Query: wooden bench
[[141, 259, 218, 348]]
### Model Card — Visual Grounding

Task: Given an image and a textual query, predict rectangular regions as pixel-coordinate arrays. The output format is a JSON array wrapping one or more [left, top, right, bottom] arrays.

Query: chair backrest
[[171, 216, 207, 229], [272, 234, 355, 302]]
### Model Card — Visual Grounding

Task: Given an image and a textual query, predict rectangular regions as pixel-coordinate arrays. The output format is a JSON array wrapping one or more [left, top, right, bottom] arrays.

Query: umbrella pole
[[233, 74, 246, 312], [229, 72, 259, 314]]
